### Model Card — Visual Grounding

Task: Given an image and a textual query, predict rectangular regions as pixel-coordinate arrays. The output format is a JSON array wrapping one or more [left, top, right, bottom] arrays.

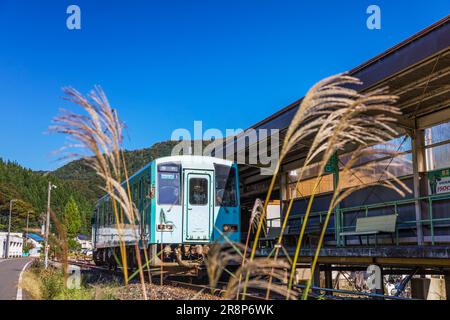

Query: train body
[[92, 155, 240, 266]]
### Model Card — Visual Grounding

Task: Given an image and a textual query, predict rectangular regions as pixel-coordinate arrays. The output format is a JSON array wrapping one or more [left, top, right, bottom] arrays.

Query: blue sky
[[0, 1, 448, 171]]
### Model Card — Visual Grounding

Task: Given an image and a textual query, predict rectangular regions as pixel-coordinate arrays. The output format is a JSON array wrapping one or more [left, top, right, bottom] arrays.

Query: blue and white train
[[92, 155, 240, 267]]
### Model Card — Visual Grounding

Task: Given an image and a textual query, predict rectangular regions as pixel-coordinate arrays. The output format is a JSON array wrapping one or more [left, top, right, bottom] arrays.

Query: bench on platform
[[259, 226, 290, 248], [340, 214, 397, 246]]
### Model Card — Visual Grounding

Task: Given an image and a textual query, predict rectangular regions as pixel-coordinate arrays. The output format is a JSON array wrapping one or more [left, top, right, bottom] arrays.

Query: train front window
[[214, 164, 237, 207], [158, 163, 180, 205], [189, 178, 208, 205]]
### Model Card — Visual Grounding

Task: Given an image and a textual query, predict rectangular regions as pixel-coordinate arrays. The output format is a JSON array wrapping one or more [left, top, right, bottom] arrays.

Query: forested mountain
[[0, 158, 92, 234]]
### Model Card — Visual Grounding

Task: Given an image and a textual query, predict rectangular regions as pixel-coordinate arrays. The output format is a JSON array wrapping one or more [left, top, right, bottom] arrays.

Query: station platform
[[257, 245, 450, 268]]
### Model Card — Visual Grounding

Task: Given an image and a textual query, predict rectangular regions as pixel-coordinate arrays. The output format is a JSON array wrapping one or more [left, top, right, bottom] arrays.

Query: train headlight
[[223, 224, 238, 232]]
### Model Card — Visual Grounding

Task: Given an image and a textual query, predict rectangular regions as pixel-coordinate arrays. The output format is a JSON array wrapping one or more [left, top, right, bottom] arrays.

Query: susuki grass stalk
[[120, 147, 150, 290], [282, 87, 403, 299], [237, 198, 264, 298], [243, 74, 361, 297], [51, 86, 148, 298], [241, 161, 281, 298], [301, 149, 411, 299], [265, 175, 322, 299], [49, 207, 68, 286], [263, 74, 364, 298], [284, 177, 322, 299], [260, 74, 403, 299]]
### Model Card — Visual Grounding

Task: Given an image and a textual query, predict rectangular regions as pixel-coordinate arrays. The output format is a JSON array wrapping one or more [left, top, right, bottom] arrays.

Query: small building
[[0, 232, 24, 258], [24, 233, 44, 257], [76, 234, 93, 251]]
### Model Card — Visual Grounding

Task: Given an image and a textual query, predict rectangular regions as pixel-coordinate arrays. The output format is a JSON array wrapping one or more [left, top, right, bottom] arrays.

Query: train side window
[[99, 203, 104, 226], [189, 178, 208, 205], [145, 174, 150, 197], [105, 203, 108, 225], [109, 203, 113, 225], [98, 205, 101, 226], [106, 203, 110, 225]]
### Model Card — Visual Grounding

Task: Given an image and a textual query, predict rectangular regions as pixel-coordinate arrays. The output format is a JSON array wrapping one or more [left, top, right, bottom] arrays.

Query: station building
[[218, 15, 450, 296]]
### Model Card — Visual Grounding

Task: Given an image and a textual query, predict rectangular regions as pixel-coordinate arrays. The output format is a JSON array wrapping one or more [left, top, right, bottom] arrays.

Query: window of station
[[287, 162, 334, 199], [286, 135, 413, 200], [287, 174, 334, 199], [157, 163, 180, 205], [425, 121, 450, 171]]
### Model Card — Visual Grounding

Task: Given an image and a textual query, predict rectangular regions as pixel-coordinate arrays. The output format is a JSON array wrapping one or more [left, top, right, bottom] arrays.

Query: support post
[[445, 273, 450, 300], [311, 263, 321, 295], [5, 200, 16, 259], [411, 277, 431, 299], [324, 265, 333, 296], [411, 129, 425, 245], [44, 182, 56, 269], [328, 153, 340, 246], [279, 171, 288, 227]]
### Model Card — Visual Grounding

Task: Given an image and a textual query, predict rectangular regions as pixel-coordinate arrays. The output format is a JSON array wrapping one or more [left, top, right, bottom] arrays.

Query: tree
[[63, 196, 81, 238]]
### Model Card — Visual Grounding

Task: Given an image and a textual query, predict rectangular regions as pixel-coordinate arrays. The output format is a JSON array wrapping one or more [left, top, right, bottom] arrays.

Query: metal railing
[[266, 192, 450, 246]]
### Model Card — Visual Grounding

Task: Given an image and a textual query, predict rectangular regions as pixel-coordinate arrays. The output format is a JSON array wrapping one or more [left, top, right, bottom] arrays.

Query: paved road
[[0, 258, 33, 300]]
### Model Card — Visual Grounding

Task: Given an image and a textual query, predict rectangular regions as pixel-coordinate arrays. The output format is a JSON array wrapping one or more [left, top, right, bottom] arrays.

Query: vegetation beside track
[[19, 259, 221, 300]]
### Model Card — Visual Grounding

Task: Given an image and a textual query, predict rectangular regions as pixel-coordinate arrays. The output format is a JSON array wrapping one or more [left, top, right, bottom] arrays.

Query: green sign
[[428, 167, 450, 194], [325, 153, 339, 174]]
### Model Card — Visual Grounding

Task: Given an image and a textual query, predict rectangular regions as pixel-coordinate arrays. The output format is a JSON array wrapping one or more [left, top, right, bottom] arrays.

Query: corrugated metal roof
[[26, 233, 44, 242]]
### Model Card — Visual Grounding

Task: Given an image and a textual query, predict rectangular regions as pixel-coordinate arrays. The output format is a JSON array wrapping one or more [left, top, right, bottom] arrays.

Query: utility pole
[[26, 212, 31, 239], [5, 199, 17, 259], [44, 182, 56, 269]]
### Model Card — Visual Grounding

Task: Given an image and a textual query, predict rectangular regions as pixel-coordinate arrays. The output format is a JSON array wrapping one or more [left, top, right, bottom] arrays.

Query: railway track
[[64, 259, 270, 300], [53, 260, 413, 300]]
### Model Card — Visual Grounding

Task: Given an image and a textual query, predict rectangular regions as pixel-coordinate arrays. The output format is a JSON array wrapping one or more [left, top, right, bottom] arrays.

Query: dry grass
[[51, 86, 148, 298], [205, 243, 244, 293], [225, 257, 297, 300], [20, 270, 43, 300], [240, 73, 411, 300]]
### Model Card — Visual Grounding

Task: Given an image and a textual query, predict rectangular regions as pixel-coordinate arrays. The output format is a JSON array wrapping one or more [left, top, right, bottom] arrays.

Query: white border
[[16, 259, 33, 300]]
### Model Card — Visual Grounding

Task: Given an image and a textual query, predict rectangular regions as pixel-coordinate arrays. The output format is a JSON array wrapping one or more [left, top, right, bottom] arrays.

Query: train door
[[183, 170, 213, 242]]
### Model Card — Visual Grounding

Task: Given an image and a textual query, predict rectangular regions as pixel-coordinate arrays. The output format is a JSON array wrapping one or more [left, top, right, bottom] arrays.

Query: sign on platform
[[325, 153, 339, 174], [428, 168, 450, 194]]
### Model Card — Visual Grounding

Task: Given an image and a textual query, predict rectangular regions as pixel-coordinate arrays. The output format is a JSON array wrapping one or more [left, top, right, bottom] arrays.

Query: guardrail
[[266, 192, 450, 246]]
